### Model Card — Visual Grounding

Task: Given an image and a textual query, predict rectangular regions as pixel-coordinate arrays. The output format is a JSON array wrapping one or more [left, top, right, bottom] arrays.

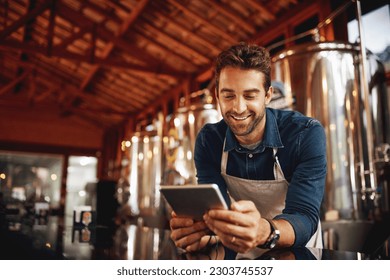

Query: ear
[[265, 86, 273, 105], [215, 88, 219, 103]]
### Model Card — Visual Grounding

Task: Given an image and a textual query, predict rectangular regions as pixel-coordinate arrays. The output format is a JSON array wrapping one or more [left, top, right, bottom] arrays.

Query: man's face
[[216, 67, 272, 145]]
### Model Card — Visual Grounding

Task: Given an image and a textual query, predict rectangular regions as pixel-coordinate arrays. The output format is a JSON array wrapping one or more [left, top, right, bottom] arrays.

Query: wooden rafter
[[167, 0, 237, 44], [141, 19, 211, 63], [244, 0, 276, 21], [0, 0, 321, 130], [202, 0, 256, 34], [55, 2, 182, 76], [46, 0, 57, 56], [80, 0, 150, 90], [253, 0, 319, 45], [0, 1, 51, 41], [0, 40, 186, 77], [0, 70, 31, 96], [147, 4, 221, 54]]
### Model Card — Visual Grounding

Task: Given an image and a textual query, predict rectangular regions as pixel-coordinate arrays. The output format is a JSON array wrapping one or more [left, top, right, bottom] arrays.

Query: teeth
[[232, 115, 249, 120]]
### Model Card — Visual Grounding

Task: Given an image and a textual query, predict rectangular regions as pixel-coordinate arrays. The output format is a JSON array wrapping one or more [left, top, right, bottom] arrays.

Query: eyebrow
[[243, 88, 261, 94], [220, 88, 234, 93], [220, 88, 261, 94]]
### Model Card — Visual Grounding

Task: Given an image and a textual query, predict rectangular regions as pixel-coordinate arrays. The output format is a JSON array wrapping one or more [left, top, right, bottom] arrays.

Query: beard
[[223, 108, 265, 137]]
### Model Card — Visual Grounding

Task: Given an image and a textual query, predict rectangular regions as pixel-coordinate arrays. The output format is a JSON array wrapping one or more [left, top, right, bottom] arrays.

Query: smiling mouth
[[231, 115, 251, 121]]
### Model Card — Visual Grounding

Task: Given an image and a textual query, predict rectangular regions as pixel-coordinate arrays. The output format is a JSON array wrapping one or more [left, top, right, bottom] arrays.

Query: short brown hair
[[215, 42, 271, 93]]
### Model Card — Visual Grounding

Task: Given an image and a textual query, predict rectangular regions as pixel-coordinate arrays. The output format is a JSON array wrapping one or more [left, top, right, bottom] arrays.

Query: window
[[348, 4, 390, 69], [0, 151, 63, 209]]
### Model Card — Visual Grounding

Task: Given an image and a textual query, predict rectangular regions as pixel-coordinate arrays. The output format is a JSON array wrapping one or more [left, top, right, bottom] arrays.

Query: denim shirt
[[194, 108, 327, 246]]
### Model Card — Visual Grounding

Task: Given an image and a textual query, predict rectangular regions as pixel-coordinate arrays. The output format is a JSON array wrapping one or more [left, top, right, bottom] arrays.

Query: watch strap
[[259, 218, 280, 249]]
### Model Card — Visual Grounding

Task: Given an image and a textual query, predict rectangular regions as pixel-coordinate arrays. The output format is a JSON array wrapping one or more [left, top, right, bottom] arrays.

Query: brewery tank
[[122, 91, 221, 227], [162, 89, 221, 185], [126, 129, 164, 220], [271, 41, 389, 220]]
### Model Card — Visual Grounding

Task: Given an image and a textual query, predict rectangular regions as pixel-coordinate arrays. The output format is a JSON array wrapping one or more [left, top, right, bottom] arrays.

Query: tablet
[[160, 184, 228, 221]]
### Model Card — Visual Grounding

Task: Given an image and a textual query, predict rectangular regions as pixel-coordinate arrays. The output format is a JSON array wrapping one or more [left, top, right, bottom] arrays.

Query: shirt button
[[248, 154, 253, 158]]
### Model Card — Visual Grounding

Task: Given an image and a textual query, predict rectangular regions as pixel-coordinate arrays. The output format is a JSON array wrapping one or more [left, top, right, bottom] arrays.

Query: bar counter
[[0, 216, 373, 260]]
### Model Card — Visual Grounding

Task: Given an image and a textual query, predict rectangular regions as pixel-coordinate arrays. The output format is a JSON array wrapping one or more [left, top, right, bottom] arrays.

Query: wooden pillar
[[98, 125, 125, 181], [319, 0, 335, 41]]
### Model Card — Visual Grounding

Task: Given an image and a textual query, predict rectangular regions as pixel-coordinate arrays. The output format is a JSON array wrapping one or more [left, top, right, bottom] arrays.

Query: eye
[[244, 94, 256, 100], [222, 94, 234, 99]]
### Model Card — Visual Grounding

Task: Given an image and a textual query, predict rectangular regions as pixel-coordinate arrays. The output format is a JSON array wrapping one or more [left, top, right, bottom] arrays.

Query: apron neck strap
[[221, 139, 285, 180]]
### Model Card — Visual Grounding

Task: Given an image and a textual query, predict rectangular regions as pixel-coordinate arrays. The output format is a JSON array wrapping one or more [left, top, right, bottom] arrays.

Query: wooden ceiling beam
[[194, 0, 319, 84], [79, 0, 120, 23], [134, 76, 192, 120], [103, 73, 155, 103], [244, 0, 276, 21], [134, 29, 200, 67], [0, 70, 31, 96], [2, 0, 9, 28], [92, 82, 146, 108], [0, 1, 51, 41], [203, 0, 256, 34], [253, 0, 319, 45], [52, 28, 87, 51], [12, 54, 142, 116], [46, 0, 57, 56], [148, 4, 221, 54], [55, 2, 182, 76], [167, 0, 237, 44], [80, 0, 150, 90], [66, 109, 114, 129], [34, 74, 128, 113], [141, 20, 210, 64], [0, 40, 186, 78]]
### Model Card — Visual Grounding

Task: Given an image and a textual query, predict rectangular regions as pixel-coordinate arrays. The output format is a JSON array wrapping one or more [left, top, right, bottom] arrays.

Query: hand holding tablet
[[160, 184, 228, 221]]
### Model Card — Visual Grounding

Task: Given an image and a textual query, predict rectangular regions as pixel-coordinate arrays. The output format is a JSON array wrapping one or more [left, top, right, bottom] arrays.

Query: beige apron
[[220, 140, 322, 255]]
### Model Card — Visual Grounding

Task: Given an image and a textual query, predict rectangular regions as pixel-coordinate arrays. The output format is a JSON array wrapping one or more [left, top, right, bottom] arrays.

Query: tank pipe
[[266, 0, 353, 52], [354, 0, 377, 197]]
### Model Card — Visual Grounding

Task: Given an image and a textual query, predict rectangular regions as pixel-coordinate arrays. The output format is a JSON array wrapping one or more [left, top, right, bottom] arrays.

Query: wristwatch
[[259, 218, 280, 249]]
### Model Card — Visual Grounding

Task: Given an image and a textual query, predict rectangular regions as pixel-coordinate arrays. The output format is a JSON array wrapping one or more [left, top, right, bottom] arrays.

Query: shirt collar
[[224, 108, 284, 152]]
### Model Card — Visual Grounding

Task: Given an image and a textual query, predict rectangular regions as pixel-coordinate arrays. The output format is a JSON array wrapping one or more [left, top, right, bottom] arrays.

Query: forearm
[[273, 218, 295, 248], [256, 218, 295, 248]]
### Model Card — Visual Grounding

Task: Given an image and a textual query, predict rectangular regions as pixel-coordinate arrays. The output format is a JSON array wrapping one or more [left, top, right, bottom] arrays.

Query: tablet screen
[[160, 184, 228, 221]]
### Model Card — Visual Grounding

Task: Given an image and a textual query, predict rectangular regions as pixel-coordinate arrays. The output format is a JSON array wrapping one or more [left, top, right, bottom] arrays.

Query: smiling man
[[169, 42, 327, 256]]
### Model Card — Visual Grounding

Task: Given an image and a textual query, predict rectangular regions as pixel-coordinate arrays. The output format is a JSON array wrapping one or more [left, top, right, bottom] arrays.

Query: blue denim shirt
[[194, 108, 327, 246]]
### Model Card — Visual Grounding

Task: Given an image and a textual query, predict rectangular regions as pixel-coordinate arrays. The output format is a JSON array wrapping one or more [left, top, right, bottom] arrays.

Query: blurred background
[[0, 0, 389, 259]]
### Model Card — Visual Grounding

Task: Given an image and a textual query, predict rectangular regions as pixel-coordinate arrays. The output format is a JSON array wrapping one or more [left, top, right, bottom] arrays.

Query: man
[[170, 42, 326, 255]]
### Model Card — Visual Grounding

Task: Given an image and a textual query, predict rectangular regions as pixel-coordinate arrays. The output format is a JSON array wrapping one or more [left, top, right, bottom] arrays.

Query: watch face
[[269, 231, 280, 249], [259, 219, 280, 249]]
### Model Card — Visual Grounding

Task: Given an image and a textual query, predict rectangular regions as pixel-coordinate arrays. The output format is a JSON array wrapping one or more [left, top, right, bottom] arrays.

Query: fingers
[[172, 228, 209, 250], [185, 235, 212, 252], [205, 201, 260, 229], [203, 201, 262, 253], [170, 216, 194, 230], [170, 220, 208, 240], [169, 213, 209, 251]]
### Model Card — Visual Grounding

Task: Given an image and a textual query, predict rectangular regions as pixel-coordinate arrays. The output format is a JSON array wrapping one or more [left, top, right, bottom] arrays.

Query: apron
[[220, 139, 322, 258]]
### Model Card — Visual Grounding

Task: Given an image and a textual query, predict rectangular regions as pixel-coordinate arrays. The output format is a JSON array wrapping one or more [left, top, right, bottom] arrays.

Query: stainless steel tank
[[162, 89, 221, 185], [123, 92, 221, 227], [127, 129, 164, 222], [271, 42, 389, 220]]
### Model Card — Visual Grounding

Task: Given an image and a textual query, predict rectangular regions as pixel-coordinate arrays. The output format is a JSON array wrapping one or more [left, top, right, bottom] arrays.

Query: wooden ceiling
[[0, 0, 305, 130]]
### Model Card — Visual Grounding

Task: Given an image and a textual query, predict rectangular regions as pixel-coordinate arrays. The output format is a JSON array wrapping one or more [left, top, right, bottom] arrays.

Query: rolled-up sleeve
[[275, 120, 327, 246]]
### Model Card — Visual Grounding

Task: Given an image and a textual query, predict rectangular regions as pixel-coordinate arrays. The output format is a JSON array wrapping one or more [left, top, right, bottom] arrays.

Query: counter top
[[0, 216, 374, 260]]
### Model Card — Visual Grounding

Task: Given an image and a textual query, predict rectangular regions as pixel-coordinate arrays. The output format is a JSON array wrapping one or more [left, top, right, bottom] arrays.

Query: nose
[[233, 96, 247, 114]]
